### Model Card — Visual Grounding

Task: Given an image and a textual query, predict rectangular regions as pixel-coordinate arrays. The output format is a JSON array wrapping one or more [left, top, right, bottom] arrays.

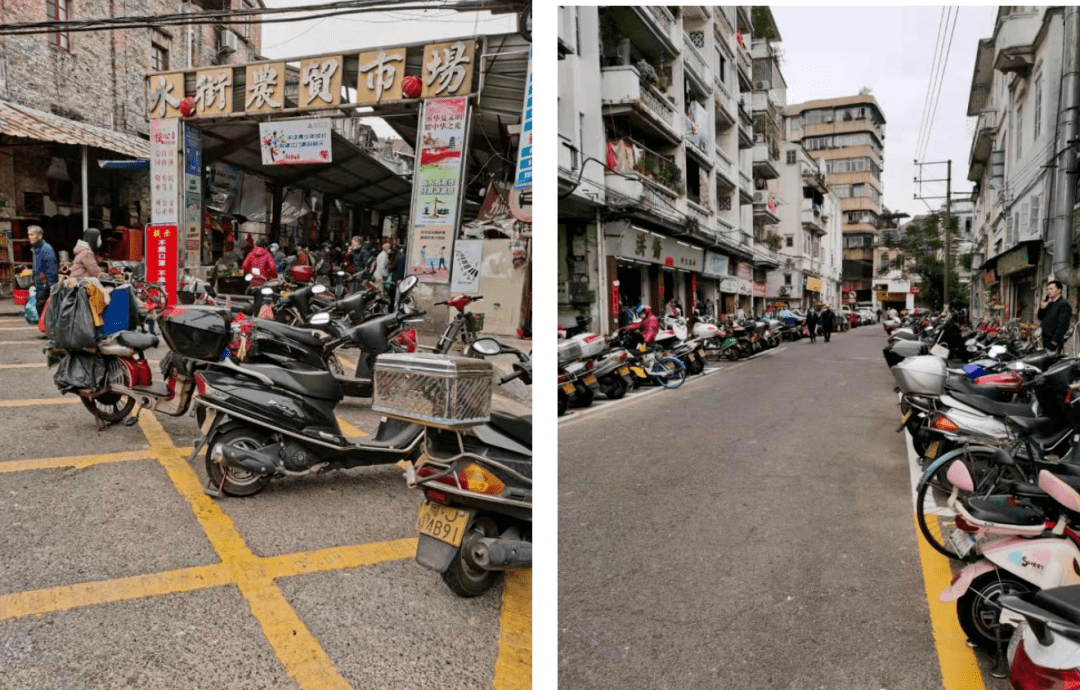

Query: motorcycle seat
[[964, 497, 1045, 526], [1031, 422, 1074, 450], [1027, 586, 1080, 628], [256, 319, 327, 349], [946, 376, 1012, 402], [489, 411, 532, 450], [244, 361, 343, 402], [950, 391, 1037, 418], [1008, 416, 1060, 434], [116, 330, 160, 351]]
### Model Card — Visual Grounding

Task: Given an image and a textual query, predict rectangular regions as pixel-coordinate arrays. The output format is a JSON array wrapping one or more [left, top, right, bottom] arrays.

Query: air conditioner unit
[[779, 286, 790, 295], [785, 259, 794, 268], [220, 30, 239, 53], [753, 191, 767, 204], [755, 80, 770, 91]]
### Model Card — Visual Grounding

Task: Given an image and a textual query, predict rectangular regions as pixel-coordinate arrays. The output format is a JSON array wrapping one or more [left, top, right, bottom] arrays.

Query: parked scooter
[[401, 337, 531, 597], [999, 586, 1080, 688]]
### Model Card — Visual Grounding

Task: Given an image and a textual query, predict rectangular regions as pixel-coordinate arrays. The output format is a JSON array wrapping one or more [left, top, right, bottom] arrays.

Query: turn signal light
[[931, 415, 960, 433], [460, 463, 505, 496], [194, 372, 207, 396]]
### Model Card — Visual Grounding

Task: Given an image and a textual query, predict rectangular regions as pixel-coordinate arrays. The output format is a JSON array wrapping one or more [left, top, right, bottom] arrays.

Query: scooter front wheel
[[80, 391, 136, 424], [443, 515, 500, 597], [957, 570, 1034, 651], [205, 426, 273, 497], [657, 357, 686, 389]]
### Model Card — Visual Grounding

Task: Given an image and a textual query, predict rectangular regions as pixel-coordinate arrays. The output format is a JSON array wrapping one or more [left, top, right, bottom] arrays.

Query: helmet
[[637, 305, 652, 316], [289, 265, 313, 283]]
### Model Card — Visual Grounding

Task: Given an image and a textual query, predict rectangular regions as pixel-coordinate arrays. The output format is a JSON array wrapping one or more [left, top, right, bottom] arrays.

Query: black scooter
[[403, 338, 532, 597]]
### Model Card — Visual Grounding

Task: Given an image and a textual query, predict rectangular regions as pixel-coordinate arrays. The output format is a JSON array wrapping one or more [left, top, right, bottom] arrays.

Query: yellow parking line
[[0, 563, 233, 622], [0, 326, 38, 331], [262, 539, 416, 580], [0, 340, 43, 345], [0, 363, 45, 369], [493, 570, 532, 690], [915, 514, 986, 690], [0, 449, 149, 474], [139, 413, 353, 690], [0, 397, 80, 407], [336, 416, 368, 439], [0, 317, 25, 323]]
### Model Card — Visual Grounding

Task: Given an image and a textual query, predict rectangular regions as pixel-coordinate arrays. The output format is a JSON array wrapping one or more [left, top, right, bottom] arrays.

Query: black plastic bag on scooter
[[53, 350, 106, 393], [44, 283, 98, 349]]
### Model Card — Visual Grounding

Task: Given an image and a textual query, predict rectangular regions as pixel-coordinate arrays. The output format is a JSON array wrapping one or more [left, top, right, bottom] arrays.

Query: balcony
[[737, 97, 754, 150], [714, 81, 736, 128], [682, 6, 711, 20], [802, 164, 828, 193], [752, 139, 779, 179], [558, 134, 579, 184], [715, 148, 737, 192], [682, 35, 711, 92], [686, 199, 714, 228], [753, 191, 780, 225], [739, 171, 754, 204], [736, 6, 751, 32], [601, 65, 682, 144], [968, 109, 999, 182], [685, 119, 712, 167], [558, 7, 575, 58], [606, 170, 683, 224], [993, 9, 1041, 74], [736, 42, 753, 90], [802, 198, 826, 236]]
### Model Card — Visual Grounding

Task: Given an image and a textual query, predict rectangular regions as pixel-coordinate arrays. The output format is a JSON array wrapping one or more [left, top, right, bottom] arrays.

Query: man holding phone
[[1038, 279, 1072, 352]]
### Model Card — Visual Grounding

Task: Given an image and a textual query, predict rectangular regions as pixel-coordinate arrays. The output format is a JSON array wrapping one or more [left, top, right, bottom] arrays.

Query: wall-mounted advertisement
[[259, 118, 332, 166], [513, 45, 532, 192], [450, 239, 483, 294], [407, 226, 454, 282], [415, 97, 468, 227], [150, 119, 179, 224]]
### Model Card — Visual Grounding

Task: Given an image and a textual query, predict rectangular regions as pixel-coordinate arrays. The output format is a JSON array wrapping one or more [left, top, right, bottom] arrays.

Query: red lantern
[[179, 96, 196, 117], [402, 75, 421, 99]]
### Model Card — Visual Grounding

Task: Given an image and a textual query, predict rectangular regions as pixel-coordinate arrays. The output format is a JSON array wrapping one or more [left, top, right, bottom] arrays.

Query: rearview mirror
[[471, 338, 501, 356], [312, 284, 327, 294], [261, 287, 274, 296], [1009, 361, 1026, 371], [310, 312, 331, 326], [245, 273, 253, 282], [398, 275, 419, 297]]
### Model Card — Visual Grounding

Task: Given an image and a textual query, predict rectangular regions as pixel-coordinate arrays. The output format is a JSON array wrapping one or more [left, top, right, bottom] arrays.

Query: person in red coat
[[241, 238, 278, 287]]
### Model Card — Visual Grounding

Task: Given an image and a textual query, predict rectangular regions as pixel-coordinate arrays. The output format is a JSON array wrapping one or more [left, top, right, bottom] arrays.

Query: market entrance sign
[[259, 119, 332, 165], [146, 40, 477, 120]]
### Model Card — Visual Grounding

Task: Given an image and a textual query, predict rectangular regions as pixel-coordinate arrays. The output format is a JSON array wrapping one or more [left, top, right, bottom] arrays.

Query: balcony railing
[[714, 147, 735, 184], [600, 65, 681, 142], [686, 199, 713, 225], [606, 138, 684, 198], [682, 35, 711, 85], [685, 124, 711, 163], [643, 5, 676, 38]]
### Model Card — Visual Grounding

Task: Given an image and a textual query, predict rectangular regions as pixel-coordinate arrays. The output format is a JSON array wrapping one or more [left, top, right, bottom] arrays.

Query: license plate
[[617, 366, 630, 376], [561, 382, 575, 395], [630, 367, 647, 378], [416, 501, 471, 547], [583, 374, 598, 386], [686, 353, 696, 361], [697, 348, 706, 358], [925, 441, 941, 460], [896, 409, 912, 432], [947, 528, 977, 558], [200, 408, 217, 435]]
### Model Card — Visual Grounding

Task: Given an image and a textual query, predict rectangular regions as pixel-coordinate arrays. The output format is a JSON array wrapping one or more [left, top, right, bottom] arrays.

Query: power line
[[914, 7, 949, 162], [919, 7, 959, 162]]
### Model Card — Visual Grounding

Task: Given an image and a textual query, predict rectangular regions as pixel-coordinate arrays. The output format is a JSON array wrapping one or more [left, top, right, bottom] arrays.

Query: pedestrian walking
[[373, 242, 391, 290], [819, 304, 835, 343], [1038, 280, 1073, 353], [28, 225, 57, 339], [805, 308, 818, 343], [241, 238, 277, 288]]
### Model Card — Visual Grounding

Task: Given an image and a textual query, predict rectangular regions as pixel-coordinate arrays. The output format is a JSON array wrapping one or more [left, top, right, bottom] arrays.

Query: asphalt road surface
[[559, 325, 1005, 689], [0, 306, 529, 690]]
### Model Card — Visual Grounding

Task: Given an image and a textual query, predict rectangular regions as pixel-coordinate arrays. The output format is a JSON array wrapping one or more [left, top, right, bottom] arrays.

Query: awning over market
[[198, 122, 413, 213], [0, 98, 149, 159]]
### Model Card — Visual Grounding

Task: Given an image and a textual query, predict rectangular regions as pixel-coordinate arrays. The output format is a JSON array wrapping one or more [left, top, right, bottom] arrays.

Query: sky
[[260, 1, 517, 138], [774, 5, 998, 217]]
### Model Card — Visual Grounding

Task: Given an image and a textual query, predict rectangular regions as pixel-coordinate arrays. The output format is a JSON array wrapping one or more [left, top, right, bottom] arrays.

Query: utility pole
[[944, 159, 951, 308]]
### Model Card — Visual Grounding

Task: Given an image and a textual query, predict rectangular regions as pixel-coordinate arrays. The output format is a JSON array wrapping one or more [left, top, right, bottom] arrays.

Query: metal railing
[[682, 35, 710, 83]]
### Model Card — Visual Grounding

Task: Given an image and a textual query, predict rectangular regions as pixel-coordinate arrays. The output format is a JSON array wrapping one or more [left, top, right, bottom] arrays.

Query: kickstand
[[988, 629, 1009, 679], [123, 403, 144, 427]]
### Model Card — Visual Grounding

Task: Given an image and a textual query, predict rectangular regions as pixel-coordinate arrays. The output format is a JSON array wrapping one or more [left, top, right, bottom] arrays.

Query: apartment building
[[784, 94, 888, 308], [966, 7, 1066, 324], [558, 5, 847, 330]]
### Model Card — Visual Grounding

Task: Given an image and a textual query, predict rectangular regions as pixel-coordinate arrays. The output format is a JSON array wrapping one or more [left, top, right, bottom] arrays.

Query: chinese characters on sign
[[147, 74, 183, 119], [150, 119, 179, 224], [183, 124, 203, 267], [414, 97, 467, 228], [408, 226, 454, 283], [421, 41, 475, 98], [259, 118, 332, 166], [299, 56, 342, 107], [245, 62, 285, 113], [194, 68, 232, 116], [145, 224, 179, 306], [357, 48, 406, 104], [513, 45, 532, 191]]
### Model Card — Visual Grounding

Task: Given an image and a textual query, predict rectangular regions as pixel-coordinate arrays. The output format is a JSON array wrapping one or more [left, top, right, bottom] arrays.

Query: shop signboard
[[182, 124, 202, 262], [753, 281, 767, 298], [736, 262, 752, 282], [513, 45, 532, 192], [194, 68, 232, 116], [150, 119, 179, 224], [607, 225, 702, 271], [357, 48, 406, 105], [983, 269, 998, 286], [299, 56, 343, 108], [450, 239, 483, 293], [259, 118, 332, 166], [997, 245, 1033, 276], [415, 97, 468, 228], [876, 291, 909, 302], [702, 251, 729, 278], [421, 41, 476, 99], [245, 62, 286, 114], [805, 276, 822, 292], [146, 73, 184, 119], [145, 224, 179, 306]]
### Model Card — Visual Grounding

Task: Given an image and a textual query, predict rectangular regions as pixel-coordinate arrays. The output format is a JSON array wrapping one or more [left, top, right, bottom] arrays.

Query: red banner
[[146, 224, 179, 306], [610, 280, 620, 319]]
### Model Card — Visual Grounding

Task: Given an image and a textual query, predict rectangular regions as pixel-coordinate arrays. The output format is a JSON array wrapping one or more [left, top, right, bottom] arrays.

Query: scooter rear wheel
[[205, 426, 273, 497], [80, 392, 136, 424], [957, 571, 1034, 651], [443, 516, 500, 598], [657, 357, 686, 389]]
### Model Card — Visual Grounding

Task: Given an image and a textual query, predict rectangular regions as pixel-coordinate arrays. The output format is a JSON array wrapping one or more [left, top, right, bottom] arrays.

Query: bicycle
[[434, 295, 484, 354]]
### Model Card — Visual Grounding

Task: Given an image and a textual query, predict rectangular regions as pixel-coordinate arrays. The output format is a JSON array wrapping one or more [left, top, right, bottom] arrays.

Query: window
[[47, 0, 69, 51], [879, 253, 889, 272], [785, 235, 793, 247], [786, 150, 797, 165], [1034, 74, 1043, 140], [784, 274, 792, 286], [152, 42, 169, 72], [1029, 195, 1040, 236], [1016, 104, 1023, 160]]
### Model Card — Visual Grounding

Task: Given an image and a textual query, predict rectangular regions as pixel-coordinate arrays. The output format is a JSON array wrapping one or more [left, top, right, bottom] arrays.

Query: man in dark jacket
[[1038, 280, 1073, 352], [819, 304, 835, 343], [805, 308, 818, 343], [28, 225, 57, 338]]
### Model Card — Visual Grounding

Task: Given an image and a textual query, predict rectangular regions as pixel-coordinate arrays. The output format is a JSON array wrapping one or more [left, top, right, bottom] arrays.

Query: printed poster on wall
[[415, 97, 467, 227], [259, 118, 332, 166], [150, 119, 179, 224], [407, 226, 454, 282], [145, 224, 179, 307], [450, 239, 483, 293], [182, 124, 203, 258], [513, 45, 532, 191]]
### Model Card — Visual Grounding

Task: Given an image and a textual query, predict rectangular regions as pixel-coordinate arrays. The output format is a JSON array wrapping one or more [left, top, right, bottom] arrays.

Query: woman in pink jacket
[[69, 229, 102, 279]]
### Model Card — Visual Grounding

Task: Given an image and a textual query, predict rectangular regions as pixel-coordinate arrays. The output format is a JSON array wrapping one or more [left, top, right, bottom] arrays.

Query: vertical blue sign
[[513, 45, 532, 191]]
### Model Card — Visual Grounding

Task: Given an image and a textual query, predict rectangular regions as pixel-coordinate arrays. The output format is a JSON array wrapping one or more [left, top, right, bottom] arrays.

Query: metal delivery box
[[373, 353, 493, 429]]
